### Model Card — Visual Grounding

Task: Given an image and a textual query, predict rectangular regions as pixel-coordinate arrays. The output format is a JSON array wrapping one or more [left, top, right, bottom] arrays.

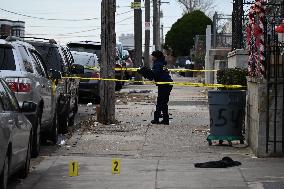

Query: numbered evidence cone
[[69, 161, 79, 177], [207, 90, 246, 144], [112, 159, 120, 175]]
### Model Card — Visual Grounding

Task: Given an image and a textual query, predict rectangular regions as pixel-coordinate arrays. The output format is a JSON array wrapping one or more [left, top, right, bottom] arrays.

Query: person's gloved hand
[[138, 66, 154, 81], [137, 66, 148, 75]]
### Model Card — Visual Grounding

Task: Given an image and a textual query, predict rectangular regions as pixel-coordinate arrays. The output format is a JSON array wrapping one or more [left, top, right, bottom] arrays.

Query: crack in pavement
[[155, 160, 160, 189]]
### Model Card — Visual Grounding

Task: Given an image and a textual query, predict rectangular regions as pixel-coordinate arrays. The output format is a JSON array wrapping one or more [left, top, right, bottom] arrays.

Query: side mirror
[[21, 102, 37, 113], [71, 64, 84, 75], [50, 69, 62, 80]]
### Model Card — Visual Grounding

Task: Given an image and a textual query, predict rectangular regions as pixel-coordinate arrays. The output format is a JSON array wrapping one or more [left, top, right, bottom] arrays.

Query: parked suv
[[28, 39, 80, 134], [0, 37, 57, 157], [71, 51, 100, 103]]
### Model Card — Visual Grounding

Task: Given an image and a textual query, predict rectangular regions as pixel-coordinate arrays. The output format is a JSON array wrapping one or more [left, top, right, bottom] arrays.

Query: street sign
[[131, 2, 141, 9], [69, 161, 79, 177], [145, 22, 151, 31], [112, 159, 121, 175]]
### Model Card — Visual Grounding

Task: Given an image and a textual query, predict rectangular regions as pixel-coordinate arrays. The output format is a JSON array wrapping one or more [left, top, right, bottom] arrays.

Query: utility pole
[[161, 24, 164, 46], [134, 0, 143, 81], [212, 12, 218, 49], [153, 0, 161, 50], [144, 0, 150, 67], [100, 0, 116, 124]]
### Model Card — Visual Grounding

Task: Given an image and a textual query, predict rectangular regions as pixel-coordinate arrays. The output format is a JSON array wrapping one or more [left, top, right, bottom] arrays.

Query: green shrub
[[217, 68, 248, 90]]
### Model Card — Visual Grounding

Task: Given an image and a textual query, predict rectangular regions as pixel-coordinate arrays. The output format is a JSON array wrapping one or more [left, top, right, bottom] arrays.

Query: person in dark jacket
[[138, 50, 173, 125]]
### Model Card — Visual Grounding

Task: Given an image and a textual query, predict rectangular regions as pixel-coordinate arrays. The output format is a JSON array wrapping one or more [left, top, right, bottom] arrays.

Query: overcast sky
[[0, 0, 233, 44]]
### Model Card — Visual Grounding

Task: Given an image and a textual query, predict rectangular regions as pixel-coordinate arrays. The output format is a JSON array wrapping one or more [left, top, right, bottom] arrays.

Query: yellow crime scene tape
[[62, 76, 245, 89], [114, 68, 219, 72], [83, 66, 218, 73]]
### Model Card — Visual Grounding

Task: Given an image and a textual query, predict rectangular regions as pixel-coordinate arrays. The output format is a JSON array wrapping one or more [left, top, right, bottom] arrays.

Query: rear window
[[0, 47, 16, 70], [72, 53, 97, 67], [33, 45, 63, 72], [67, 43, 101, 62]]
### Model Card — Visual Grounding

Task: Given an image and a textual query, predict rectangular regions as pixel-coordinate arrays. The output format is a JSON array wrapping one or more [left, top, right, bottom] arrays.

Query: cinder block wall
[[246, 78, 283, 157]]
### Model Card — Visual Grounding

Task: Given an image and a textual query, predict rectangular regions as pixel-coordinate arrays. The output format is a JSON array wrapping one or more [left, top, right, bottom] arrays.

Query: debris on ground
[[192, 127, 210, 134], [115, 92, 155, 105], [128, 90, 153, 94]]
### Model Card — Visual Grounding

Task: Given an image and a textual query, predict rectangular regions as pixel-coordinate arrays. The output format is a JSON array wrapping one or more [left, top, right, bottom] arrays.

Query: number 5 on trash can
[[112, 159, 120, 175], [69, 161, 79, 177]]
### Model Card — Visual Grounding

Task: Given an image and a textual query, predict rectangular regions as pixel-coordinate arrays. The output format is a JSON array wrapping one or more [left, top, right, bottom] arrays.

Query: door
[[0, 92, 11, 171], [30, 50, 53, 123]]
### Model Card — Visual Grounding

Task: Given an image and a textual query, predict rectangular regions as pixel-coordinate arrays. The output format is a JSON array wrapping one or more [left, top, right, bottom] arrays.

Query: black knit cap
[[151, 50, 164, 59]]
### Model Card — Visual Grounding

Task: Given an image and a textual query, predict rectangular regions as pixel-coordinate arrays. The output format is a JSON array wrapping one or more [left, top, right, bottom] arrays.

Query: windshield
[[0, 47, 16, 70]]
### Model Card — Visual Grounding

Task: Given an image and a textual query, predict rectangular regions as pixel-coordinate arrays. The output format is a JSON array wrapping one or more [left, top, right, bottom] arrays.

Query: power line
[[117, 16, 133, 24], [56, 28, 100, 36], [0, 7, 98, 21], [116, 10, 132, 16]]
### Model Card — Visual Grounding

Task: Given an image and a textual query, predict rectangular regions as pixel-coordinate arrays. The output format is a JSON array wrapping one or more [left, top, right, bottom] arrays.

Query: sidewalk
[[11, 78, 284, 189], [13, 156, 284, 189]]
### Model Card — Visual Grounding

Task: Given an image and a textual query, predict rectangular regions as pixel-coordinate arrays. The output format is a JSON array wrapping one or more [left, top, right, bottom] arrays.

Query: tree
[[165, 10, 212, 57], [177, 0, 216, 15]]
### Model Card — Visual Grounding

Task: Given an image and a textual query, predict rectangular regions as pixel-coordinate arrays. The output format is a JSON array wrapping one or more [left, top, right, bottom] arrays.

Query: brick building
[[0, 19, 25, 37]]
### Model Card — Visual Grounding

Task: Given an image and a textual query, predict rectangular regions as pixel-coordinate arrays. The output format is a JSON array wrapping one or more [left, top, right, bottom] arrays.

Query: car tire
[[59, 106, 70, 134], [50, 111, 59, 144], [69, 98, 78, 127], [0, 153, 9, 189], [31, 113, 41, 158], [18, 136, 31, 179]]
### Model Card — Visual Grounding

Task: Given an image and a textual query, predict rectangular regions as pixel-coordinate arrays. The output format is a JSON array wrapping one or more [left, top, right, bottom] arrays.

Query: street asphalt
[[7, 75, 284, 189]]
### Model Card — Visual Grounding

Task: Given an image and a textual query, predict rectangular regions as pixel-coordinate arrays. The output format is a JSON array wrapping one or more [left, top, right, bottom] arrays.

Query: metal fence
[[265, 14, 284, 154]]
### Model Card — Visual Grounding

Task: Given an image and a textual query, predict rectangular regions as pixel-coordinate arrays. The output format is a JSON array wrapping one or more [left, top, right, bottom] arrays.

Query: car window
[[67, 43, 101, 63], [61, 48, 71, 72], [0, 81, 15, 111], [34, 45, 63, 74], [30, 51, 47, 77], [18, 46, 34, 73], [0, 46, 16, 70], [0, 80, 20, 111]]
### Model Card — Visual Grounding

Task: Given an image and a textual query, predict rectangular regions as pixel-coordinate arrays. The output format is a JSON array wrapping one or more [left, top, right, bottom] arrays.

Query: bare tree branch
[[177, 0, 216, 15]]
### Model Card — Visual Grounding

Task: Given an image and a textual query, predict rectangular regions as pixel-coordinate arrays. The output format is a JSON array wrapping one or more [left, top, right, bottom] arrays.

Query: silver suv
[[0, 37, 57, 157]]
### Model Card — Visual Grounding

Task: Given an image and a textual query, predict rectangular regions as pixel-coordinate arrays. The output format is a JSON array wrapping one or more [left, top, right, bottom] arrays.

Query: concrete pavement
[[10, 155, 284, 189]]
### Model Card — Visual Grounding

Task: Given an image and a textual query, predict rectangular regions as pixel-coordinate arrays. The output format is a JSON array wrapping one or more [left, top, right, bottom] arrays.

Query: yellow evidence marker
[[112, 159, 121, 175], [69, 161, 79, 177]]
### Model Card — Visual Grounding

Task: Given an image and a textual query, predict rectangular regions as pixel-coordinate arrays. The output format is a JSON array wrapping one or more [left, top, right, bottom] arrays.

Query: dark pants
[[154, 85, 173, 121]]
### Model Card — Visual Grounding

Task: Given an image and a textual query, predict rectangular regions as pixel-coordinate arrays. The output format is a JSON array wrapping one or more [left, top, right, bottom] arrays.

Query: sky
[[0, 0, 233, 44]]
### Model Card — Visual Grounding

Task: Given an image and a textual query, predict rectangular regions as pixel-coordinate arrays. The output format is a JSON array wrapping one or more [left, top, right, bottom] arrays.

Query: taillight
[[91, 72, 100, 78], [7, 82, 18, 92], [5, 78, 32, 93]]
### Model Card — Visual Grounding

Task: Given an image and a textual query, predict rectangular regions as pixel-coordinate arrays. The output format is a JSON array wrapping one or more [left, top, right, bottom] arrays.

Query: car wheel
[[32, 114, 41, 158], [50, 112, 59, 144], [74, 97, 78, 114], [0, 153, 9, 189], [59, 108, 70, 134], [18, 136, 31, 179]]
